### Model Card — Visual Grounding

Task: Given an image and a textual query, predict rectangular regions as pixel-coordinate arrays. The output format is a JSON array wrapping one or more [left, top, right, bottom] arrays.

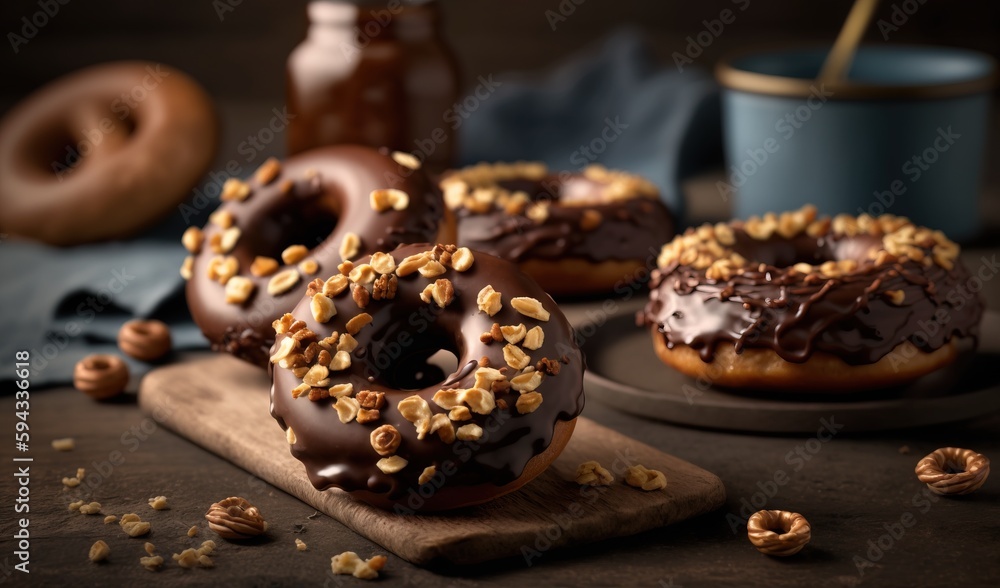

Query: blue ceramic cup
[[716, 45, 995, 240]]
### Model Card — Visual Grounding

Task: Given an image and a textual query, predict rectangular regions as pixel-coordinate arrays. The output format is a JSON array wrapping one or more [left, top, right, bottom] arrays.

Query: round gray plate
[[582, 312, 1000, 433]]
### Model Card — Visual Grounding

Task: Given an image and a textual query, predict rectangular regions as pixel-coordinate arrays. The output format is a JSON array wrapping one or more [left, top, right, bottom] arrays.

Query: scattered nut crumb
[[104, 515, 118, 524], [331, 551, 387, 580], [120, 513, 152, 537], [576, 461, 614, 486], [624, 465, 667, 491], [144, 542, 157, 556], [140, 555, 164, 571], [51, 438, 75, 451], [205, 497, 268, 539], [187, 526, 199, 537], [69, 500, 84, 512], [79, 501, 102, 515], [295, 538, 307, 551], [148, 496, 169, 510], [89, 540, 110, 563]]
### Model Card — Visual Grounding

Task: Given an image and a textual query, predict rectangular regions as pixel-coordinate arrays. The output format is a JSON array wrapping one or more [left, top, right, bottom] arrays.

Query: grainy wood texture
[[138, 353, 727, 566]]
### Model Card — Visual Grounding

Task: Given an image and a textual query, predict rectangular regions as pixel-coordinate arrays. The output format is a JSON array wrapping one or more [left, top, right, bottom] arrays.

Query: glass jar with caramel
[[286, 0, 459, 171]]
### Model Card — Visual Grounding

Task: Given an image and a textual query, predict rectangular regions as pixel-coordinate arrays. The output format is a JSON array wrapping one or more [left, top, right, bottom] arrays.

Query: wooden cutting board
[[139, 353, 726, 566]]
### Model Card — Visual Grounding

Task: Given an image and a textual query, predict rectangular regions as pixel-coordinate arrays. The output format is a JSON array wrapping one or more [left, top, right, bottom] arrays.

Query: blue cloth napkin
[[0, 29, 720, 387]]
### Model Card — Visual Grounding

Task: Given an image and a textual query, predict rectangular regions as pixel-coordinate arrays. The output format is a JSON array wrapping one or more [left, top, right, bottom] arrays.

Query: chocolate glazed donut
[[640, 207, 983, 392], [440, 162, 675, 296], [269, 244, 584, 511], [184, 146, 453, 367], [0, 61, 217, 245]]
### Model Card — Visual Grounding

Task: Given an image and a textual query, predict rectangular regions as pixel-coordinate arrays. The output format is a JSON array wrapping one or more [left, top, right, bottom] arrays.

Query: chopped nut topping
[[391, 151, 421, 170], [511, 370, 543, 392], [456, 423, 484, 441], [281, 245, 308, 265], [329, 350, 352, 371], [311, 293, 337, 323], [500, 324, 526, 344], [148, 496, 169, 510], [209, 209, 234, 229], [339, 260, 354, 276], [624, 465, 667, 491], [331, 551, 387, 580], [221, 178, 251, 201], [370, 188, 410, 212], [323, 274, 350, 297], [580, 209, 603, 231], [418, 466, 437, 485], [255, 158, 281, 185], [250, 256, 280, 277], [516, 391, 543, 414], [286, 427, 296, 444], [337, 333, 358, 353], [351, 284, 370, 308], [89, 540, 110, 562], [329, 383, 353, 398], [885, 290, 906, 305], [218, 227, 241, 253], [432, 388, 462, 410], [205, 497, 268, 539], [270, 336, 298, 364], [418, 260, 447, 278], [340, 233, 361, 261], [395, 252, 431, 276], [372, 273, 398, 300], [357, 390, 386, 410], [180, 256, 194, 280], [334, 396, 361, 423], [449, 406, 472, 421], [303, 364, 331, 387], [522, 326, 544, 350], [398, 395, 432, 427], [477, 285, 502, 316], [576, 460, 614, 486], [188, 526, 199, 537], [450, 247, 475, 272], [51, 437, 75, 451], [268, 268, 300, 296], [225, 276, 255, 305], [429, 414, 455, 443], [503, 344, 531, 370], [369, 252, 397, 275], [346, 313, 373, 335], [526, 202, 550, 223], [510, 297, 550, 321], [298, 258, 319, 275], [181, 226, 204, 253], [207, 255, 240, 284], [428, 279, 455, 307], [291, 383, 310, 399], [370, 425, 402, 456], [376, 455, 408, 474], [536, 357, 561, 376]]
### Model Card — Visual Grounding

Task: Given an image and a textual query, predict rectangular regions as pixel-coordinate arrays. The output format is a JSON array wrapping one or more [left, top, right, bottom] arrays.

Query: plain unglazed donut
[[269, 243, 585, 511], [440, 161, 675, 296], [0, 61, 218, 245], [640, 206, 983, 392], [184, 146, 454, 367]]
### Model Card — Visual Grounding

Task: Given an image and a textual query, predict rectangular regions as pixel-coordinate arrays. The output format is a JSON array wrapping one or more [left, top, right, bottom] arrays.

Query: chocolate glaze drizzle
[[455, 175, 675, 263], [641, 229, 983, 365], [270, 244, 585, 506]]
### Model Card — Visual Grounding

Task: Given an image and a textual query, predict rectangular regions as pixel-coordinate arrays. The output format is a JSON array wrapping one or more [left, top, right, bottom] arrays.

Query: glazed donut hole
[[364, 333, 460, 392], [242, 193, 341, 262], [25, 106, 137, 179]]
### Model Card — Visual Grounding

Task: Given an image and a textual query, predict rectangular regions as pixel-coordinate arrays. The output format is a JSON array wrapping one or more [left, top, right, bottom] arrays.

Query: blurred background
[[1, 0, 998, 227]]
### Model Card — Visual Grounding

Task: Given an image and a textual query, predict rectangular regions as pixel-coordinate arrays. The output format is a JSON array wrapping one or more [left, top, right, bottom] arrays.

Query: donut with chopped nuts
[[640, 206, 983, 391], [440, 162, 675, 296], [269, 244, 584, 511], [184, 146, 454, 366]]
